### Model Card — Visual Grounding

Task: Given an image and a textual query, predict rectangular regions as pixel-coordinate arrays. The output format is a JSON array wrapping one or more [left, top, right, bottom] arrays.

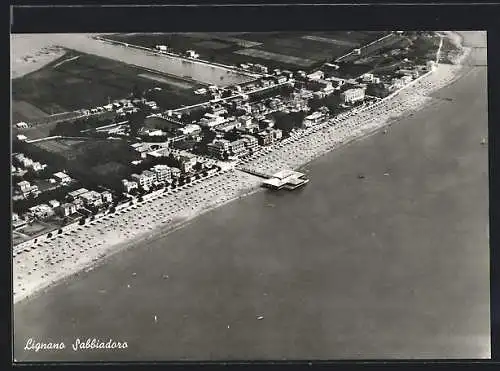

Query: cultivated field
[[12, 51, 207, 121], [107, 31, 390, 71]]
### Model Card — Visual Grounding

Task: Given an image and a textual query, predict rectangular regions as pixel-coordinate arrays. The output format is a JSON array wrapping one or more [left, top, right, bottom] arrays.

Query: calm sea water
[[13, 44, 489, 361]]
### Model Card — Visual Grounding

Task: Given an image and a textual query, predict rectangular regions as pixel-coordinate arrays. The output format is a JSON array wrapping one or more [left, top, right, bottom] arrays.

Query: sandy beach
[[12, 32, 477, 304]]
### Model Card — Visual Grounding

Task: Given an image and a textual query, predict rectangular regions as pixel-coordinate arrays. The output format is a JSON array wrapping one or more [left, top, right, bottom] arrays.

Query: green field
[[107, 31, 390, 71], [18, 138, 138, 190], [12, 51, 207, 123]]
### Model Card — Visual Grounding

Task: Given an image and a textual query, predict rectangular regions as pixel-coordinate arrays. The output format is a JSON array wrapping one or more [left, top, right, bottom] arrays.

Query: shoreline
[[10, 34, 67, 80], [12, 33, 473, 305]]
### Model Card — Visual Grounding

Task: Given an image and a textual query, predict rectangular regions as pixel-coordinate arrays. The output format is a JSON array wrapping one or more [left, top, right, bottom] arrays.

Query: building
[[236, 122, 260, 134], [271, 128, 283, 141], [229, 139, 249, 157], [427, 60, 437, 71], [186, 50, 199, 59], [257, 130, 273, 146], [139, 128, 165, 137], [101, 191, 113, 203], [401, 75, 413, 84], [196, 157, 216, 170], [273, 75, 287, 84], [194, 88, 207, 95], [122, 179, 138, 193], [253, 64, 268, 73], [240, 135, 259, 152], [340, 88, 366, 104], [299, 89, 313, 99], [211, 105, 227, 116], [170, 167, 182, 179], [18, 180, 31, 193], [303, 111, 325, 128], [131, 143, 151, 159], [79, 190, 103, 208], [131, 170, 157, 189], [151, 164, 171, 182], [313, 91, 326, 99], [48, 199, 60, 209], [307, 70, 324, 80], [14, 153, 33, 168], [178, 155, 198, 173], [397, 69, 419, 79], [68, 188, 89, 201], [199, 113, 226, 128], [53, 171, 72, 184], [57, 203, 77, 217], [207, 139, 230, 160], [390, 77, 406, 90], [214, 120, 241, 134], [28, 185, 40, 197], [30, 162, 45, 172], [238, 115, 253, 128]]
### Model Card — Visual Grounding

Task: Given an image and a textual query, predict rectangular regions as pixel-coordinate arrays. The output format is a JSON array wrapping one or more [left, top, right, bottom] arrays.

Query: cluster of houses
[[122, 152, 218, 193], [239, 62, 269, 74], [13, 153, 47, 175], [155, 44, 199, 59], [207, 135, 259, 160], [56, 188, 114, 217], [15, 180, 41, 199], [13, 160, 74, 202], [198, 69, 294, 100], [12, 186, 114, 229], [83, 97, 159, 117]]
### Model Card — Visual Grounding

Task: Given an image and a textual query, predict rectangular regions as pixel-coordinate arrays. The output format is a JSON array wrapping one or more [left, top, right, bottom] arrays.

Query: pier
[[261, 169, 309, 191]]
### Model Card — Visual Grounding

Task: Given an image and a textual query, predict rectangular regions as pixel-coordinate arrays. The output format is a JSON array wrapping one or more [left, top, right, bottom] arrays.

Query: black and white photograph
[[11, 19, 490, 361]]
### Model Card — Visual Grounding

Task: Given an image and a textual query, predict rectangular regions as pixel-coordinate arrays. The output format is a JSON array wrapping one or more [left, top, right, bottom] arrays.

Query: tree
[[47, 233, 53, 238], [128, 110, 147, 137], [132, 84, 143, 99], [79, 218, 86, 225], [221, 90, 232, 98], [58, 229, 63, 234]]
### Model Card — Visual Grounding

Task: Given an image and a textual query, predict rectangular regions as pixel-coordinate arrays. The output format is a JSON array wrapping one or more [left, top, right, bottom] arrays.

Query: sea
[[13, 32, 489, 361]]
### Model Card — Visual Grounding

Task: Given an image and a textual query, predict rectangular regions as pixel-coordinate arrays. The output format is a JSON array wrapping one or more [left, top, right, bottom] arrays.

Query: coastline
[[13, 32, 473, 305]]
